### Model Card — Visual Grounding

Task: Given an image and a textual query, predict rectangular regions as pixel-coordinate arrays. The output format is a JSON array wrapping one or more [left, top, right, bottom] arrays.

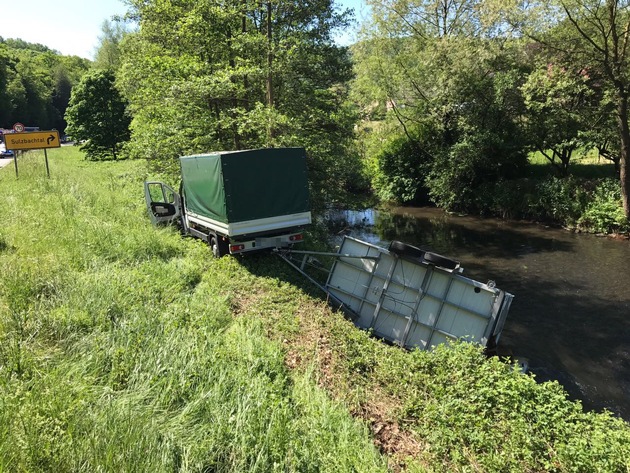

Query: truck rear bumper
[[185, 211, 312, 237], [228, 233, 304, 254]]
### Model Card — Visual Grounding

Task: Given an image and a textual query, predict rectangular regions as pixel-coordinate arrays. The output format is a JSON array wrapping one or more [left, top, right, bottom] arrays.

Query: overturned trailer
[[278, 237, 513, 351]]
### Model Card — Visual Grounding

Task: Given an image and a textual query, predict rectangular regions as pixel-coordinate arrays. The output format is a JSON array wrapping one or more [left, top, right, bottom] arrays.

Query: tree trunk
[[617, 91, 630, 218], [265, 1, 275, 145], [242, 2, 249, 109], [266, 2, 274, 109], [226, 26, 241, 149]]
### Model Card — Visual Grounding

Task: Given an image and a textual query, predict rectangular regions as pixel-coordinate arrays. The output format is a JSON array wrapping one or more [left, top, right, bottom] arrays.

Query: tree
[[372, 130, 433, 203], [94, 20, 129, 71], [521, 64, 593, 176], [50, 56, 91, 132], [118, 0, 358, 207], [0, 39, 90, 130], [495, 0, 630, 217], [10, 50, 54, 129], [352, 1, 529, 208], [65, 70, 131, 160], [582, 98, 621, 173], [0, 44, 15, 126]]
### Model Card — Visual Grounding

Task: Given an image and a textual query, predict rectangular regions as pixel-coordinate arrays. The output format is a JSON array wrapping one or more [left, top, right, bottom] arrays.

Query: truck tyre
[[423, 251, 459, 270], [210, 235, 223, 258], [209, 234, 230, 258], [210, 236, 218, 258], [388, 240, 425, 260]]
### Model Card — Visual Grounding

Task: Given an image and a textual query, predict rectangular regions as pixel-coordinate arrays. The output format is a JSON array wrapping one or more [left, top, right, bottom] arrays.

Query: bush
[[578, 179, 629, 233], [473, 178, 537, 219], [341, 338, 630, 472], [372, 132, 432, 204], [427, 130, 528, 212], [473, 176, 628, 233], [389, 343, 630, 472], [529, 176, 588, 223]]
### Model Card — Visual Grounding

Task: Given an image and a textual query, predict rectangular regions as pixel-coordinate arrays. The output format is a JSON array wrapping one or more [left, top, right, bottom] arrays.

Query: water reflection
[[326, 206, 630, 420]]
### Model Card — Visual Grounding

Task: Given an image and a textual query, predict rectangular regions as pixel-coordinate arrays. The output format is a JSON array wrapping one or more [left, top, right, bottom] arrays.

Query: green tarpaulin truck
[[144, 148, 312, 257]]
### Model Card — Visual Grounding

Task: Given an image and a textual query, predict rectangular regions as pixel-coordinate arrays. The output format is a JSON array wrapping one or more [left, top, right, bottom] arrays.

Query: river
[[325, 206, 630, 420]]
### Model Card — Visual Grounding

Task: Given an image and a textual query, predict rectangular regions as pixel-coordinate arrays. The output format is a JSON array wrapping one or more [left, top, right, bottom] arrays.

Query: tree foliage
[[117, 0, 361, 208], [372, 131, 433, 203], [492, 0, 630, 217], [352, 0, 630, 223], [65, 70, 131, 160], [0, 38, 90, 131], [521, 64, 593, 176], [93, 20, 129, 71], [353, 2, 529, 208]]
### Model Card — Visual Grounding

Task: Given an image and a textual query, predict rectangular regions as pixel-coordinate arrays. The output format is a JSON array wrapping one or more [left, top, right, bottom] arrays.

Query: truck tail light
[[230, 244, 245, 252], [289, 234, 303, 242]]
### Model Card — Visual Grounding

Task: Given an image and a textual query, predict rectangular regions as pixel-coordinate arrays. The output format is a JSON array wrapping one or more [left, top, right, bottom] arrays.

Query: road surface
[[0, 157, 13, 169]]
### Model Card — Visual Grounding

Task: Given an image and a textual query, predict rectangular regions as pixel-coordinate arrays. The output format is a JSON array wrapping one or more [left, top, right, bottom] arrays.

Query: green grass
[[1, 148, 629, 472], [528, 149, 618, 178], [0, 149, 385, 472]]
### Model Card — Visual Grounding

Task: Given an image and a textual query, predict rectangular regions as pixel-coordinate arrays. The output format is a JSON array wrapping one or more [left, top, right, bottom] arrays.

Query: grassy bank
[[1, 149, 629, 472]]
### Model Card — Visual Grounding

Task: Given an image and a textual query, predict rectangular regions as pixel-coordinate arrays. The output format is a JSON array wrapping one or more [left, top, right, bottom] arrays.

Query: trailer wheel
[[423, 251, 459, 270], [388, 240, 425, 260]]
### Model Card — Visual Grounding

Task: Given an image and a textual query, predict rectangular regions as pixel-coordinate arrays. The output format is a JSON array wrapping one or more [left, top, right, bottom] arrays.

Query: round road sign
[[13, 123, 25, 133]]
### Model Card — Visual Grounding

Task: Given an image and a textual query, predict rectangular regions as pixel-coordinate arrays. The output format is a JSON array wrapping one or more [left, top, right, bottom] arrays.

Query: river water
[[325, 207, 630, 420]]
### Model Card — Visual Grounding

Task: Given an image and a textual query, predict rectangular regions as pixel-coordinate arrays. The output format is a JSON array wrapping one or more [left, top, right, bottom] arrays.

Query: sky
[[0, 0, 370, 60]]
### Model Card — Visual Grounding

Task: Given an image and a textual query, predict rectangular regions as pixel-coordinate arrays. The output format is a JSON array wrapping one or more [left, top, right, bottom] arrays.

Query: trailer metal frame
[[276, 236, 513, 351]]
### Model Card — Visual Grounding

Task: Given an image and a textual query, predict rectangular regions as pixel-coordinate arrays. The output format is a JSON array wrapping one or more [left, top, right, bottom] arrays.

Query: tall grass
[[1, 149, 629, 472], [0, 149, 385, 472]]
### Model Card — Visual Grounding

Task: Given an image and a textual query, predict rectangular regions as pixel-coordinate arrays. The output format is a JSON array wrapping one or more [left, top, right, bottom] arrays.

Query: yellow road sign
[[4, 131, 61, 150]]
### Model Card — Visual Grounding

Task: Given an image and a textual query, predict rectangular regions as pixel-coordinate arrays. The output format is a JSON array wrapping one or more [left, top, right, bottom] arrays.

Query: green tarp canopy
[[180, 148, 310, 224]]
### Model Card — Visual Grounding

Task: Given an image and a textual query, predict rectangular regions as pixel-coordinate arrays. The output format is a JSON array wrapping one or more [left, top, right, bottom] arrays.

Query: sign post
[[44, 150, 50, 178], [4, 130, 61, 178]]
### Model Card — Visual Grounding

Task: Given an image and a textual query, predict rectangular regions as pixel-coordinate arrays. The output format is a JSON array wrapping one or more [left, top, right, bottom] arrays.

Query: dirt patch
[[289, 314, 427, 470], [283, 306, 348, 398], [236, 285, 428, 469], [356, 401, 423, 457]]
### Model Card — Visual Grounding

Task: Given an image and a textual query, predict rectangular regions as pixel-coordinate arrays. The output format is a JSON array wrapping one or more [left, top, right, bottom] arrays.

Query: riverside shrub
[[474, 176, 630, 233], [347, 339, 630, 472], [578, 178, 629, 233]]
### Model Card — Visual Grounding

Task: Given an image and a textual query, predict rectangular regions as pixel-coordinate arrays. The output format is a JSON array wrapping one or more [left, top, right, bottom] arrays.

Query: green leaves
[[354, 17, 530, 208], [578, 178, 629, 233], [65, 70, 131, 160], [117, 0, 359, 207], [0, 41, 90, 131]]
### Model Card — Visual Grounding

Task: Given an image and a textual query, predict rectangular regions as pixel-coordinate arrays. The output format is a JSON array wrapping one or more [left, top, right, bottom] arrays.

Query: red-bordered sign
[[13, 123, 25, 133]]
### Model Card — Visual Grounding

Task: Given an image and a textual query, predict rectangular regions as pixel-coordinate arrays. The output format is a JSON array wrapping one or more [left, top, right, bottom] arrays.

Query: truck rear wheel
[[209, 235, 228, 258]]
